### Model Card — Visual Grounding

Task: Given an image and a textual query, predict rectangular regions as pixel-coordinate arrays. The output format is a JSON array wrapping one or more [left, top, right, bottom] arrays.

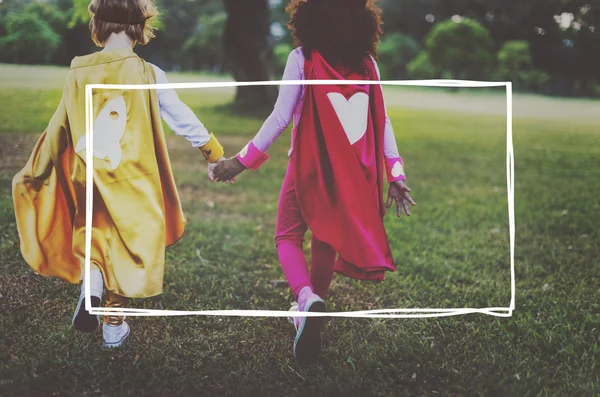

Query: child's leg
[[86, 264, 104, 298], [309, 237, 337, 299], [103, 290, 130, 348], [104, 290, 129, 326], [276, 164, 327, 363], [275, 166, 311, 299], [72, 263, 103, 333]]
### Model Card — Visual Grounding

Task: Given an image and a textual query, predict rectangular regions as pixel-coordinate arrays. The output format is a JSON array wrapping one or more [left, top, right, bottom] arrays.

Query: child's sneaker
[[72, 268, 103, 333], [288, 301, 302, 330], [103, 321, 130, 348], [293, 287, 326, 364]]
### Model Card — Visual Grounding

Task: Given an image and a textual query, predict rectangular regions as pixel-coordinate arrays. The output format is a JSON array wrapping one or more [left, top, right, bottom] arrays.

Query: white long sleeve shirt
[[150, 64, 212, 148]]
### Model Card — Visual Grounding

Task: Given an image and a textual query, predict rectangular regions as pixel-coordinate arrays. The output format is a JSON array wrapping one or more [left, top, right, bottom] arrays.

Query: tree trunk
[[222, 0, 278, 113]]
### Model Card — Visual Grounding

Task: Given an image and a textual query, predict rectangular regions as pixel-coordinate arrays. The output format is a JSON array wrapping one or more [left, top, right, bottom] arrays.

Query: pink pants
[[275, 163, 337, 299]]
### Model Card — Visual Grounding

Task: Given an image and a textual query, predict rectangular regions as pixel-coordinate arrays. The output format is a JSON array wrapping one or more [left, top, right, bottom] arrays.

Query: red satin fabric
[[292, 51, 395, 281]]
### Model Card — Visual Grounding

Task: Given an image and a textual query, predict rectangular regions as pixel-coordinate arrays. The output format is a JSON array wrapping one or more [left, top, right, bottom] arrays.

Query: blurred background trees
[[494, 40, 551, 92], [420, 17, 496, 80], [222, 0, 277, 111], [0, 0, 598, 103], [378, 33, 420, 80]]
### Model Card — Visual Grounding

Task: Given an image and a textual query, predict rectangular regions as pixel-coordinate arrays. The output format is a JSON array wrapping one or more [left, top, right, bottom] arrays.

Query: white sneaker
[[72, 269, 103, 333], [103, 321, 130, 348], [293, 287, 326, 364]]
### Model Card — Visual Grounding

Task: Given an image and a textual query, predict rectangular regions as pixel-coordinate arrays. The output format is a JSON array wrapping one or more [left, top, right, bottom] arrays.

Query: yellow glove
[[198, 132, 225, 163]]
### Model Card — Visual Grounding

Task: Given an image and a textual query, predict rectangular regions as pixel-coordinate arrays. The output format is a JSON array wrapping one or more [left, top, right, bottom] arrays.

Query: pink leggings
[[275, 163, 337, 299]]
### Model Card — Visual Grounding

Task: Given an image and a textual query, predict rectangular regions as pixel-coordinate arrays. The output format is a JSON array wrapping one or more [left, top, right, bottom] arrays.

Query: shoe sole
[[72, 296, 101, 333], [294, 300, 326, 364], [103, 323, 131, 349]]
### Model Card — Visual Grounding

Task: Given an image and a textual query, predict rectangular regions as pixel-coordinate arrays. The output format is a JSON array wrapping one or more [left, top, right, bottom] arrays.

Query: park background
[[0, 0, 599, 396]]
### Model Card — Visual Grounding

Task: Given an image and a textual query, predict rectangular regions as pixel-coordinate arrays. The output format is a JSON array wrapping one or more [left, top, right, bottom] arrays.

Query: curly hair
[[286, 0, 383, 74]]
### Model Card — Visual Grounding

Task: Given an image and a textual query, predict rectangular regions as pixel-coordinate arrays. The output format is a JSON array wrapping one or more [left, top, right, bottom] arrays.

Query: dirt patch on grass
[[0, 133, 40, 189], [0, 133, 251, 189], [167, 135, 251, 175], [178, 184, 248, 205]]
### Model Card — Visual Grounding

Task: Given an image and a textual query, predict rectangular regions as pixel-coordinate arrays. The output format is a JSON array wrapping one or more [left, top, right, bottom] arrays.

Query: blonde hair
[[88, 0, 159, 47]]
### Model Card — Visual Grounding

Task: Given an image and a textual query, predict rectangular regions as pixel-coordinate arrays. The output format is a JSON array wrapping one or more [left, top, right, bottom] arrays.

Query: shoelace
[[288, 302, 299, 328]]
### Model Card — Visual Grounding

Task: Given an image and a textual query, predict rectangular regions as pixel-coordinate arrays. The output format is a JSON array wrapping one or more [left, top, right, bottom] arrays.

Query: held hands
[[208, 157, 234, 184], [387, 180, 416, 217], [211, 156, 247, 183], [208, 154, 417, 214]]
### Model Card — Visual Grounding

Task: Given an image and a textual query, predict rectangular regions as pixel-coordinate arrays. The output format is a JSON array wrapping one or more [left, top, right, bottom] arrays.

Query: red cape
[[292, 51, 395, 281]]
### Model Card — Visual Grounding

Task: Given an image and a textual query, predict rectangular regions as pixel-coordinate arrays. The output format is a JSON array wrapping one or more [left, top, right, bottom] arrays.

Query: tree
[[545, 0, 600, 96], [379, 0, 446, 41], [424, 17, 495, 80], [222, 0, 277, 112], [0, 9, 61, 64], [137, 0, 215, 70], [379, 0, 600, 96], [273, 42, 293, 75], [183, 12, 228, 72], [407, 51, 437, 79], [494, 40, 550, 91], [377, 32, 420, 79]]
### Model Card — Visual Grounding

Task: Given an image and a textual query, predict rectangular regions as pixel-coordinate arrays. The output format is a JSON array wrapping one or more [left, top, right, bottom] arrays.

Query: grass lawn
[[0, 63, 599, 396]]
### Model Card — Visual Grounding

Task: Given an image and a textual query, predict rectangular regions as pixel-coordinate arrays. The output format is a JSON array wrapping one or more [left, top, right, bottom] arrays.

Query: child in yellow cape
[[12, 0, 226, 348]]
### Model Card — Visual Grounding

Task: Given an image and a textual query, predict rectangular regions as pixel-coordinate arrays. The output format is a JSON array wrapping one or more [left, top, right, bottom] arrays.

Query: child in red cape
[[213, 0, 416, 363]]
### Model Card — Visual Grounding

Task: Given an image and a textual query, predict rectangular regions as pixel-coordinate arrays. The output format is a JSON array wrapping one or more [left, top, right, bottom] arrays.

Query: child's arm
[[212, 49, 305, 181], [151, 64, 224, 163], [242, 48, 305, 167], [370, 57, 406, 184], [370, 58, 416, 216]]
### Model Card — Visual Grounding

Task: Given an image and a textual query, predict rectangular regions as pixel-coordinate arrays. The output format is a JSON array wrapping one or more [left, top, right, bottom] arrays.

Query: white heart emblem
[[239, 144, 249, 158], [327, 92, 369, 145], [391, 161, 405, 178], [75, 96, 127, 170]]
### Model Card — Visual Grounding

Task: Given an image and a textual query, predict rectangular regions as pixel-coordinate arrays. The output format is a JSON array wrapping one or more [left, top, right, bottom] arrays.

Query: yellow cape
[[12, 48, 186, 298]]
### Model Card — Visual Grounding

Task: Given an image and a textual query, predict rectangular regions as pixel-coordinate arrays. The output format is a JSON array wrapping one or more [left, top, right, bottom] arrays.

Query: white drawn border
[[84, 79, 515, 319]]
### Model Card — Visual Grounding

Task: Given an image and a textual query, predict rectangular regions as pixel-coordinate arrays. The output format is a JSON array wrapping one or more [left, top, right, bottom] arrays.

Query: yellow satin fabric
[[104, 291, 129, 326], [12, 48, 186, 298]]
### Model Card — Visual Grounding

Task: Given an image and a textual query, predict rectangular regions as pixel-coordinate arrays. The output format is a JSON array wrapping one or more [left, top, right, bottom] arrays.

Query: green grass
[[0, 64, 599, 396]]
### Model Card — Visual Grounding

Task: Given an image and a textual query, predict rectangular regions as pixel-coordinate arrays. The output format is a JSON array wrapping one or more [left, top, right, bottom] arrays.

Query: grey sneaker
[[293, 289, 326, 364], [72, 270, 104, 333], [103, 321, 130, 348]]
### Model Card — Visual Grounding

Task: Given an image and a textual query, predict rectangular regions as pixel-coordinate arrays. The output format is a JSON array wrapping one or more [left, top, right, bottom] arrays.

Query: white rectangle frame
[[84, 79, 515, 319]]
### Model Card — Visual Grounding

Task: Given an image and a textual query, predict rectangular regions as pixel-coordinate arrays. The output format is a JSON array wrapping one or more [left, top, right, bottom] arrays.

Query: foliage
[[183, 12, 227, 72], [380, 0, 600, 96], [69, 0, 90, 28], [377, 32, 420, 80], [0, 8, 61, 64], [494, 40, 551, 91], [424, 17, 495, 80], [273, 42, 293, 75], [70, 0, 163, 30], [407, 51, 437, 80], [137, 0, 221, 69]]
